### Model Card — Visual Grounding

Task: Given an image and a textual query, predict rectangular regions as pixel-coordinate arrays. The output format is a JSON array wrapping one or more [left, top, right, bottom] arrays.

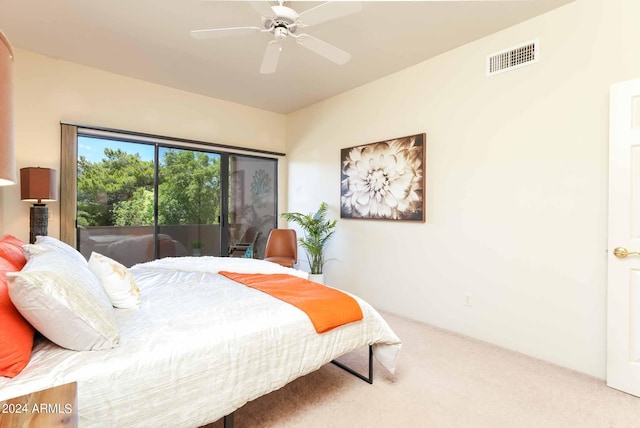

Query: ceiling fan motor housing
[[263, 5, 299, 34]]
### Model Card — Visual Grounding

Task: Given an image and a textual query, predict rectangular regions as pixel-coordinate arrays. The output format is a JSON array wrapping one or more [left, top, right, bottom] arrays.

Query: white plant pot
[[308, 274, 324, 284]]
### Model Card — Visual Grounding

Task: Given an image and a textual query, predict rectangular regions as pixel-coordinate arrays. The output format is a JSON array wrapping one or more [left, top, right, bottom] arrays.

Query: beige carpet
[[204, 311, 640, 428]]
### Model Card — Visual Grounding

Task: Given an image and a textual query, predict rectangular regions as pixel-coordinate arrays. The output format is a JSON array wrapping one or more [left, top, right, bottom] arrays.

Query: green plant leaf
[[281, 202, 337, 274]]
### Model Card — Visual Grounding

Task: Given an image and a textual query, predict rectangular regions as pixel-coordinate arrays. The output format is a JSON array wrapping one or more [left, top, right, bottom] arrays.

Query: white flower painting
[[340, 134, 425, 221]]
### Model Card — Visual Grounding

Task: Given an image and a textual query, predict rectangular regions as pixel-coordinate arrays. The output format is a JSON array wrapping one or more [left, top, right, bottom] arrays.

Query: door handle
[[613, 247, 640, 258]]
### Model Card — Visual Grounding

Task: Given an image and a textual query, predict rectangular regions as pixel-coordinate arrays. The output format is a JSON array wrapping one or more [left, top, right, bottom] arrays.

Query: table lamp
[[20, 167, 58, 243]]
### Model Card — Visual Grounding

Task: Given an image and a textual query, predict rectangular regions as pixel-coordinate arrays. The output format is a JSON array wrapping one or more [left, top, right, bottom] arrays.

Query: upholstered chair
[[263, 229, 297, 268]]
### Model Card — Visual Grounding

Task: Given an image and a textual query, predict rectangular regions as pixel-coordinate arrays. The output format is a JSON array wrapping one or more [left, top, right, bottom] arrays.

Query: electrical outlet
[[464, 293, 472, 307]]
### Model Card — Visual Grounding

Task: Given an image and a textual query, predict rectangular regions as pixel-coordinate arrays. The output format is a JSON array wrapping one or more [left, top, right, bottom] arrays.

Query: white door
[[607, 78, 640, 396]]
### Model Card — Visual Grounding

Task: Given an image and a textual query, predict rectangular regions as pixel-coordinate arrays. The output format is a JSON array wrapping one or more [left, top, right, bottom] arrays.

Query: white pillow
[[88, 252, 140, 309], [7, 247, 119, 351], [32, 236, 88, 265]]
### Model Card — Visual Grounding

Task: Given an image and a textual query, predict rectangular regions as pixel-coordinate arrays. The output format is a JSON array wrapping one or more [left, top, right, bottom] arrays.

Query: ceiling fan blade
[[298, 1, 362, 27], [249, 1, 275, 17], [190, 26, 262, 39], [260, 40, 282, 74], [295, 34, 350, 65]]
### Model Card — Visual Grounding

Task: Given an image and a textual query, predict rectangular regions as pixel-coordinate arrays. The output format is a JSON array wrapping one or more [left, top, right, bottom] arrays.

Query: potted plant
[[191, 240, 202, 256], [281, 202, 337, 282]]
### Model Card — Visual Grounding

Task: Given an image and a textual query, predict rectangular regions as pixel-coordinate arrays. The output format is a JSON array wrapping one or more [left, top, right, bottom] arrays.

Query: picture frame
[[340, 133, 426, 222]]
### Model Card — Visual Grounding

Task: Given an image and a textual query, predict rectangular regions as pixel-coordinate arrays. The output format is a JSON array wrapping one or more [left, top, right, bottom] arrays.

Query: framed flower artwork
[[340, 133, 426, 222]]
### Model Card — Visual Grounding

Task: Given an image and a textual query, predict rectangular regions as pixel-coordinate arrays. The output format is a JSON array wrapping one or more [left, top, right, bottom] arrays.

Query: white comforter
[[0, 257, 402, 427]]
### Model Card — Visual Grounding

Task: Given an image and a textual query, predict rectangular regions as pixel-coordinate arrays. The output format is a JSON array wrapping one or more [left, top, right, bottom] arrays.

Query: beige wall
[[286, 0, 640, 378], [0, 49, 287, 243]]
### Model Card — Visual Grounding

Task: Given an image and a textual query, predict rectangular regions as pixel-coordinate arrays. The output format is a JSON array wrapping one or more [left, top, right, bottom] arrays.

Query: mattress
[[0, 257, 402, 427]]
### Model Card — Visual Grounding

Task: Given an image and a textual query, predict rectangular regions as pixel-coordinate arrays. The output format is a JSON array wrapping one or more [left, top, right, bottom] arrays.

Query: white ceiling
[[0, 0, 573, 114]]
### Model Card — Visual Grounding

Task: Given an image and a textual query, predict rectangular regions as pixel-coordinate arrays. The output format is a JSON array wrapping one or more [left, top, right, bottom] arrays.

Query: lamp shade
[[0, 30, 15, 186], [20, 167, 58, 202]]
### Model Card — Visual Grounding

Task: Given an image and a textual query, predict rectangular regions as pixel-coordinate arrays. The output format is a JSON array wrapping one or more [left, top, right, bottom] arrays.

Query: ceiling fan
[[191, 1, 362, 74]]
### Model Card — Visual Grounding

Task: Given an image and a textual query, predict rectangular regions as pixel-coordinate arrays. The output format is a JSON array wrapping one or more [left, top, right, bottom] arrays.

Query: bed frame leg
[[331, 345, 373, 384], [223, 412, 234, 428]]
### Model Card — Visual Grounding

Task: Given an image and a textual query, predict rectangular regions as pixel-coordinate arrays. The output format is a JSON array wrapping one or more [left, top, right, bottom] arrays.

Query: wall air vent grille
[[487, 39, 539, 76]]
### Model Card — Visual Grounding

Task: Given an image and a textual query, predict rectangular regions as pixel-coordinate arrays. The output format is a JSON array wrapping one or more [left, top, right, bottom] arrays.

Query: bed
[[0, 236, 401, 427]]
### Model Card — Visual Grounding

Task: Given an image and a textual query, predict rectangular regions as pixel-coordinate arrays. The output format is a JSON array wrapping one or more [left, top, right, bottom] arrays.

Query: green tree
[[158, 149, 220, 225], [112, 188, 155, 226], [77, 149, 154, 226], [77, 146, 220, 228]]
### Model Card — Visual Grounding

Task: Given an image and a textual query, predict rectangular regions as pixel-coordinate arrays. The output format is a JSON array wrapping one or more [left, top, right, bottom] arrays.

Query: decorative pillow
[[0, 258, 35, 377], [0, 234, 27, 270], [7, 248, 119, 351], [88, 252, 140, 309], [32, 236, 87, 265]]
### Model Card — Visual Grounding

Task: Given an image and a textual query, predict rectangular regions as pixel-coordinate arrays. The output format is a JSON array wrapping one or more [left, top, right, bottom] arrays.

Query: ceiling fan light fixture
[[274, 27, 288, 41]]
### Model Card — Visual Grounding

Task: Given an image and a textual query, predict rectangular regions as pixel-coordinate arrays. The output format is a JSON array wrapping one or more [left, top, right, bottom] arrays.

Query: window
[[61, 124, 282, 267]]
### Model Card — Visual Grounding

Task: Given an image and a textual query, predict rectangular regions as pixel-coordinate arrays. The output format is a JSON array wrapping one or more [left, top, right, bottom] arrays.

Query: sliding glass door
[[75, 134, 277, 266], [157, 147, 221, 259], [76, 137, 159, 265], [227, 155, 277, 259]]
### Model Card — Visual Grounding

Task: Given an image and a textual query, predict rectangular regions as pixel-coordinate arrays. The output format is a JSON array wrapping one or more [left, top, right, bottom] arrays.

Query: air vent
[[487, 39, 539, 76]]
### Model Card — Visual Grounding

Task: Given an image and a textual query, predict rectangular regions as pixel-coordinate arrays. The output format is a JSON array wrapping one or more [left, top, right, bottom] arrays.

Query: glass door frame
[[61, 123, 283, 262]]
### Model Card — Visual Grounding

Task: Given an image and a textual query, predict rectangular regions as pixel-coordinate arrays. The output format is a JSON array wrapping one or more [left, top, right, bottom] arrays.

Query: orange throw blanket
[[219, 271, 364, 333]]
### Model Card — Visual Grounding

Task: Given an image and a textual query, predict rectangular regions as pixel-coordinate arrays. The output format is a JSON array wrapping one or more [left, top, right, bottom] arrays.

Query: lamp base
[[29, 204, 48, 244]]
